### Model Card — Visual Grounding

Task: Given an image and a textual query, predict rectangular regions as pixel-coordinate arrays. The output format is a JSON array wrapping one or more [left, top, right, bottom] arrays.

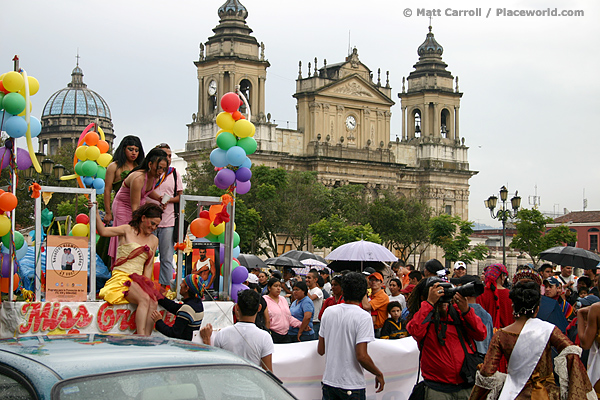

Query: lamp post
[[485, 186, 521, 266]]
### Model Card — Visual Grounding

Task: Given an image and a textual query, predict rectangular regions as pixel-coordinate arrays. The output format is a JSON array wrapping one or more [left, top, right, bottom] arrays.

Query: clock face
[[346, 115, 356, 130], [208, 80, 217, 96]]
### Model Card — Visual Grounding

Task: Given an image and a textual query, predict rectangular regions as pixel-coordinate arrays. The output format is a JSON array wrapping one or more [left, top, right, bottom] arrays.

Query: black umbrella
[[265, 256, 304, 268], [539, 246, 600, 269], [281, 250, 327, 264], [237, 254, 267, 269], [327, 260, 386, 273]]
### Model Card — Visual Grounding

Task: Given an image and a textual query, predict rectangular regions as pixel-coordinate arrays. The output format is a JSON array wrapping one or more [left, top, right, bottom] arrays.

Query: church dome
[[218, 0, 248, 19], [417, 26, 443, 58], [42, 65, 111, 118]]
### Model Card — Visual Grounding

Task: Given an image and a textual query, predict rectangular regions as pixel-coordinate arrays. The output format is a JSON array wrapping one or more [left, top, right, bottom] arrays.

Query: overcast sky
[[3, 0, 598, 228]]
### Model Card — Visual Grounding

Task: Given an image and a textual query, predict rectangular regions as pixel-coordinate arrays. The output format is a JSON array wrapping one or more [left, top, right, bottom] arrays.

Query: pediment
[[317, 75, 394, 105]]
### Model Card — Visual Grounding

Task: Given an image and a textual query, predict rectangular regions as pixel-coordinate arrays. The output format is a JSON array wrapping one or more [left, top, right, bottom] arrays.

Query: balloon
[[214, 168, 236, 189], [240, 157, 252, 169], [2, 231, 24, 250], [76, 213, 90, 224], [16, 148, 32, 170], [208, 205, 223, 220], [233, 231, 240, 248], [236, 179, 251, 195], [97, 140, 109, 154], [205, 233, 219, 242], [0, 192, 17, 212], [235, 167, 252, 182], [221, 92, 241, 113], [233, 245, 241, 258], [231, 265, 248, 284], [216, 232, 225, 244], [96, 166, 107, 179], [15, 241, 28, 261], [0, 80, 8, 95], [28, 116, 42, 138], [216, 131, 237, 150], [2, 93, 26, 115], [209, 148, 228, 168], [0, 253, 9, 276], [209, 221, 225, 236], [3, 115, 28, 138], [237, 137, 257, 155], [84, 131, 100, 146], [0, 215, 9, 237], [199, 210, 210, 219], [216, 111, 235, 131], [72, 223, 89, 237], [97, 153, 112, 168], [2, 72, 24, 92], [85, 145, 101, 161], [16, 100, 32, 117], [233, 119, 255, 139], [93, 178, 105, 194], [75, 145, 88, 161], [190, 218, 211, 238], [81, 160, 98, 177], [26, 76, 39, 96], [230, 283, 249, 302], [82, 176, 94, 187], [74, 162, 84, 176], [226, 146, 246, 167], [232, 111, 242, 121], [0, 274, 19, 294]]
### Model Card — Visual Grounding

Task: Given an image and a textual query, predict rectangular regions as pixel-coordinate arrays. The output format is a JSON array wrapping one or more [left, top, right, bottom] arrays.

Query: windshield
[[54, 365, 295, 400]]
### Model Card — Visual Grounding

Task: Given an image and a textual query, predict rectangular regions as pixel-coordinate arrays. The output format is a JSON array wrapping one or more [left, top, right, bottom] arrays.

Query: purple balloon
[[235, 179, 251, 195], [231, 283, 249, 302], [0, 148, 10, 169], [16, 148, 32, 170], [214, 168, 236, 190], [219, 244, 225, 263], [235, 167, 252, 182], [1, 253, 10, 276], [231, 265, 249, 284]]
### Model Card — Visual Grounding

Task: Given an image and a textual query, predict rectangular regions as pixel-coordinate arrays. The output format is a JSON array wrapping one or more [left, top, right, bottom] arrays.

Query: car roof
[[0, 334, 254, 379]]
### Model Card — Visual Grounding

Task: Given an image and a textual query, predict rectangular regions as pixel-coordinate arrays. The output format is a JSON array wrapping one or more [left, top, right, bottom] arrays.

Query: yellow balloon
[[72, 223, 89, 237], [2, 71, 24, 92], [209, 221, 225, 236], [75, 145, 89, 161], [97, 153, 112, 168], [0, 215, 10, 237], [27, 76, 40, 96], [233, 119, 255, 138], [216, 112, 235, 131], [85, 145, 101, 161]]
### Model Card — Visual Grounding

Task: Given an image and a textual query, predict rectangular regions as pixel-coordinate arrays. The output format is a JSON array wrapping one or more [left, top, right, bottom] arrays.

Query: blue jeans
[[154, 226, 174, 286], [322, 383, 365, 400]]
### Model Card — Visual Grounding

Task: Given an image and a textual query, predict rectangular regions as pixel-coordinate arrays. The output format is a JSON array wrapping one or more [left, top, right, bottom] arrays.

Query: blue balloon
[[226, 146, 246, 167], [240, 157, 252, 169], [15, 242, 28, 261], [29, 116, 42, 138], [3, 115, 28, 138], [83, 176, 94, 187], [210, 148, 228, 168], [93, 178, 105, 195], [233, 245, 240, 258]]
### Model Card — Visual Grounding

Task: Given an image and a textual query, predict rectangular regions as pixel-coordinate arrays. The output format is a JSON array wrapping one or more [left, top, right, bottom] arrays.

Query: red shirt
[[319, 295, 344, 320], [477, 287, 514, 329]]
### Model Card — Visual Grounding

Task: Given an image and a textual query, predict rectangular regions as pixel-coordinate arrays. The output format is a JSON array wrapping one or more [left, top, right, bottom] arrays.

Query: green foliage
[[309, 214, 381, 249], [329, 185, 370, 225], [510, 208, 577, 265], [56, 195, 92, 221], [430, 214, 488, 264]]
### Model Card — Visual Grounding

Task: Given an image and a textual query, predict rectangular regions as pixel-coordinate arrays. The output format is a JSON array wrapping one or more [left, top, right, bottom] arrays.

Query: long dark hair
[[129, 203, 163, 233], [509, 281, 541, 319], [130, 148, 168, 174], [113, 135, 144, 168]]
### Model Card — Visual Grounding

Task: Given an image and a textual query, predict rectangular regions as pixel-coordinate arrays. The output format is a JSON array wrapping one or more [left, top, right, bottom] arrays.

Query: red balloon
[[76, 213, 90, 225], [199, 210, 210, 219], [0, 81, 9, 95], [221, 92, 241, 113]]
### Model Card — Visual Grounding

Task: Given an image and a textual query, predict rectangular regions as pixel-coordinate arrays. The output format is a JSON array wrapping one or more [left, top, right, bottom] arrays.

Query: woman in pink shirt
[[263, 277, 302, 343]]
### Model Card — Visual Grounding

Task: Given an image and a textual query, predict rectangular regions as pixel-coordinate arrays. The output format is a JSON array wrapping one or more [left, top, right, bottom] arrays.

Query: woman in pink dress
[[108, 148, 168, 264], [263, 277, 302, 343]]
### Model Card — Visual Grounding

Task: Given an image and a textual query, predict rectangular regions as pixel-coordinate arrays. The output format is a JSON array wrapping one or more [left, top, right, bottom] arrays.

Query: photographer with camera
[[407, 274, 487, 400]]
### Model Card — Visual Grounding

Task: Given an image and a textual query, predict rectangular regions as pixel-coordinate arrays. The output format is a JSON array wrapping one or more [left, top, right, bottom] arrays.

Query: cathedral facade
[[180, 0, 477, 259]]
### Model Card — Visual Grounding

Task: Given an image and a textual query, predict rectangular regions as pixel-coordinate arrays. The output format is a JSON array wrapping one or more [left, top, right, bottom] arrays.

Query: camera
[[426, 277, 484, 303]]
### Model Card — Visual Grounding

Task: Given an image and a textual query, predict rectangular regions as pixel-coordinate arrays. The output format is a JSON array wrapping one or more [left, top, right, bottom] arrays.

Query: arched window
[[413, 109, 421, 138], [239, 79, 251, 114], [440, 108, 450, 138]]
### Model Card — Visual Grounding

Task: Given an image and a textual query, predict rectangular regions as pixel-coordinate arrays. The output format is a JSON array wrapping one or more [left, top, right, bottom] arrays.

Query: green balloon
[[216, 232, 225, 244], [205, 233, 219, 242], [96, 166, 106, 179], [216, 132, 237, 150], [74, 162, 84, 176], [233, 231, 240, 247], [0, 93, 4, 110], [2, 93, 26, 115], [2, 231, 24, 250], [237, 137, 257, 155], [81, 160, 98, 177]]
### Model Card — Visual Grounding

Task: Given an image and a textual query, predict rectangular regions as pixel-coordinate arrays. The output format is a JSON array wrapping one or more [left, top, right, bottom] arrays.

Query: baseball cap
[[362, 267, 376, 276], [454, 261, 466, 270], [544, 277, 561, 286], [246, 274, 259, 284], [368, 272, 383, 282]]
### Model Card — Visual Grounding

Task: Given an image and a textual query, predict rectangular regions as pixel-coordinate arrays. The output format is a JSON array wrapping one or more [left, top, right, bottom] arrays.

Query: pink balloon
[[16, 148, 32, 170], [235, 179, 251, 195]]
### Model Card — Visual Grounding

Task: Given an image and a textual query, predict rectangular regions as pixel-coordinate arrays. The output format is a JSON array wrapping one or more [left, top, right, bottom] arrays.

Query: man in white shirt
[[557, 265, 577, 290], [318, 272, 385, 399], [200, 289, 274, 371], [306, 270, 324, 337]]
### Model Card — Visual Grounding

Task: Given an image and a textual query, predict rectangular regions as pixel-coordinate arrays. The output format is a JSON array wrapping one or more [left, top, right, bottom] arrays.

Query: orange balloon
[[232, 111, 242, 121], [0, 274, 19, 294], [190, 218, 211, 238], [84, 131, 100, 146], [0, 192, 18, 212], [208, 205, 223, 221], [97, 140, 109, 154]]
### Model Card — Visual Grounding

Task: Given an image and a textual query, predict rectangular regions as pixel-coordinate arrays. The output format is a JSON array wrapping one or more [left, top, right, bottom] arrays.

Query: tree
[[328, 184, 370, 225], [368, 192, 432, 264], [309, 214, 381, 249], [430, 214, 488, 264], [510, 208, 577, 266]]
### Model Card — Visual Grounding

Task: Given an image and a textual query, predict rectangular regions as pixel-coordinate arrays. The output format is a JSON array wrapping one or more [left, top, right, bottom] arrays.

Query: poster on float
[[46, 236, 88, 302], [186, 241, 220, 297]]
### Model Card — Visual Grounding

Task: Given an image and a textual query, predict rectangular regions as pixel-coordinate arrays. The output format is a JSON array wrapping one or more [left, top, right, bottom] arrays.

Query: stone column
[[423, 103, 429, 136], [401, 106, 406, 140], [258, 76, 266, 117], [432, 103, 439, 137], [455, 106, 460, 140]]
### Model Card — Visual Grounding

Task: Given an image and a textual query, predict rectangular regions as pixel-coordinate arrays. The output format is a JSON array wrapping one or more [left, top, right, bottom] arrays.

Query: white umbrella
[[300, 259, 328, 268], [325, 240, 398, 262]]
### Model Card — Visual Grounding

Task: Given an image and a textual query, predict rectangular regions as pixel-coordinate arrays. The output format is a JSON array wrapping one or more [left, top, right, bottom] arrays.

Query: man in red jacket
[[407, 276, 487, 399]]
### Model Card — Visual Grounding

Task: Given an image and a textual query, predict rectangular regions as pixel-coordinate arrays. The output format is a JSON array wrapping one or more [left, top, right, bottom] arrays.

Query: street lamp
[[41, 159, 55, 176], [485, 185, 521, 266]]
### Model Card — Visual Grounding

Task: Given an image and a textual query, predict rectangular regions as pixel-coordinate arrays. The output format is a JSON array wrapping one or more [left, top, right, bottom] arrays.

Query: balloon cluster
[[0, 71, 41, 140], [0, 187, 26, 275], [209, 92, 256, 195], [72, 126, 111, 194], [70, 213, 91, 237]]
